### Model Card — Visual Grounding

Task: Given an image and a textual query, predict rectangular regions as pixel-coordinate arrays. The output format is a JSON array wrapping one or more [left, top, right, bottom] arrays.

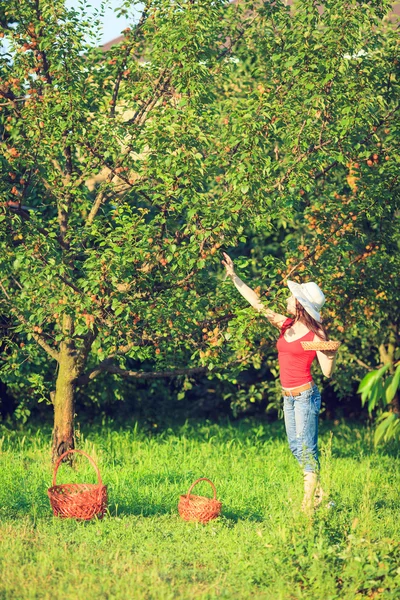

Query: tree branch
[[124, 69, 171, 126], [87, 4, 256, 223], [109, 3, 150, 118], [314, 103, 400, 180], [75, 362, 208, 386], [0, 279, 60, 361], [34, 0, 53, 86], [353, 357, 374, 371]]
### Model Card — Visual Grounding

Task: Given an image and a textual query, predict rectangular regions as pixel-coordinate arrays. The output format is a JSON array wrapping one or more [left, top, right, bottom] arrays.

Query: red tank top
[[276, 318, 317, 388]]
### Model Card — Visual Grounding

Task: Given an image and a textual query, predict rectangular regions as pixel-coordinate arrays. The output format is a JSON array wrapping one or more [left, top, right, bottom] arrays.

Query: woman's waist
[[281, 379, 315, 394]]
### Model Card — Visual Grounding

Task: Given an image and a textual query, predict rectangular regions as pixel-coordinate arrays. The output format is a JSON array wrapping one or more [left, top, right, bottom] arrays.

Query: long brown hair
[[280, 300, 329, 340]]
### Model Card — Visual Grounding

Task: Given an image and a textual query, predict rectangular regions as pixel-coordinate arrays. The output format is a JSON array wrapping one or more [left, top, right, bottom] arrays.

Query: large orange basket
[[47, 449, 107, 520], [178, 477, 222, 524]]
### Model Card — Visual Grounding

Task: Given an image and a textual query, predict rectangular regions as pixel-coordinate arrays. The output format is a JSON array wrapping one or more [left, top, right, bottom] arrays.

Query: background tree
[[0, 0, 399, 457]]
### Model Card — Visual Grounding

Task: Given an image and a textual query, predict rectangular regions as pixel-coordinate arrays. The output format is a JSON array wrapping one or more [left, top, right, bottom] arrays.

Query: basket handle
[[186, 477, 217, 500], [52, 449, 103, 487]]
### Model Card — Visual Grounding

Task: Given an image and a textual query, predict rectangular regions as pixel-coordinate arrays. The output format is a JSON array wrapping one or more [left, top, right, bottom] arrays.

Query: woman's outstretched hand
[[221, 252, 235, 278]]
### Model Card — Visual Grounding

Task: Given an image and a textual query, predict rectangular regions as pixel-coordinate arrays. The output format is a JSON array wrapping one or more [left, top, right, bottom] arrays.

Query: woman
[[221, 252, 338, 512]]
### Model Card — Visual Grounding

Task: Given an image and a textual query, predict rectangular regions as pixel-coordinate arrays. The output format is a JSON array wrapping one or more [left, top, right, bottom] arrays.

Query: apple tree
[[0, 0, 399, 457]]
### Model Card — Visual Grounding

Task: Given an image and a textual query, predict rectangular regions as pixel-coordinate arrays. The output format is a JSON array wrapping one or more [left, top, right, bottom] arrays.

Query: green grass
[[0, 419, 399, 599]]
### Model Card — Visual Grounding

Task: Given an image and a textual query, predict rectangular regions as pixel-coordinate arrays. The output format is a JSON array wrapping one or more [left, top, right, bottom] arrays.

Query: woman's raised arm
[[222, 252, 287, 329]]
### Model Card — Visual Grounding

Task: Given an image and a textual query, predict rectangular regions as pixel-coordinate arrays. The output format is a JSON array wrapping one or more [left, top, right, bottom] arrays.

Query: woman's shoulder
[[281, 317, 294, 328], [278, 317, 294, 338]]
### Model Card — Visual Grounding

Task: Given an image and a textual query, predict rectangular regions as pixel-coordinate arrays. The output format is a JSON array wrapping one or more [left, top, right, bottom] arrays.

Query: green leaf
[[367, 378, 384, 413], [358, 370, 377, 396], [374, 412, 398, 446], [358, 364, 390, 395], [385, 364, 400, 404]]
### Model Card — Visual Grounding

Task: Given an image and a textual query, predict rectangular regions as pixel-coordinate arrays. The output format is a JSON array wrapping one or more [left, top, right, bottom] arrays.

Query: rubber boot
[[301, 472, 318, 514]]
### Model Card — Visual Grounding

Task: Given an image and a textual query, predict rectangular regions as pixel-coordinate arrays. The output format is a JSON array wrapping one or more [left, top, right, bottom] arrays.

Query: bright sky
[[65, 0, 143, 46]]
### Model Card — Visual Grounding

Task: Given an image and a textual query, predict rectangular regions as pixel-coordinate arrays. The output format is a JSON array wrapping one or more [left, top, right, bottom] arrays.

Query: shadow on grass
[[105, 471, 190, 518], [105, 472, 266, 522], [106, 502, 266, 523], [218, 508, 265, 523], [319, 421, 400, 459], [331, 444, 400, 460], [374, 498, 400, 511]]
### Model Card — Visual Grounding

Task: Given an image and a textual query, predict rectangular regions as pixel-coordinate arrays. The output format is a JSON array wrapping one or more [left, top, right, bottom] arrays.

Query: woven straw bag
[[47, 449, 107, 520], [178, 477, 222, 524], [301, 340, 341, 351]]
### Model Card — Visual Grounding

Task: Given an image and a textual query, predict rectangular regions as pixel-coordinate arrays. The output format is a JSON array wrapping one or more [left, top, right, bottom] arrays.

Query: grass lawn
[[0, 419, 399, 599]]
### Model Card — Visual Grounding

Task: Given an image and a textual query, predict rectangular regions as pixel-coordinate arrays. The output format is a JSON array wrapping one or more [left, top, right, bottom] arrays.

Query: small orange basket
[[301, 340, 341, 351], [178, 477, 222, 524], [47, 449, 107, 521]]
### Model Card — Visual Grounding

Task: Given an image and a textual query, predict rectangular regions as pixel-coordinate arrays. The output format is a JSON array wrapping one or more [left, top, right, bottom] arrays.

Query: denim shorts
[[282, 384, 321, 473]]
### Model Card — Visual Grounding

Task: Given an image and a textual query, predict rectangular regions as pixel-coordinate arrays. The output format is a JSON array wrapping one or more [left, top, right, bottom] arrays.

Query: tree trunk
[[51, 344, 79, 462], [391, 392, 400, 416]]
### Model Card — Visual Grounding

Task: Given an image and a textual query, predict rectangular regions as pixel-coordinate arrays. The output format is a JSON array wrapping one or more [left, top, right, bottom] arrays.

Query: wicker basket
[[178, 478, 222, 524], [47, 449, 107, 521], [301, 340, 341, 351]]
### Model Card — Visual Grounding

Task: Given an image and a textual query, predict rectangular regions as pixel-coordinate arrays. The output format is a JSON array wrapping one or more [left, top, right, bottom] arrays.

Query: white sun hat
[[287, 280, 326, 323]]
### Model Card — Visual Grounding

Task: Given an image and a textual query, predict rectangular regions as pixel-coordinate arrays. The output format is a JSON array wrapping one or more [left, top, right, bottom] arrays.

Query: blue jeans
[[283, 384, 321, 473]]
